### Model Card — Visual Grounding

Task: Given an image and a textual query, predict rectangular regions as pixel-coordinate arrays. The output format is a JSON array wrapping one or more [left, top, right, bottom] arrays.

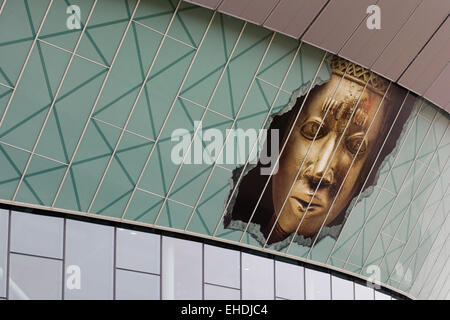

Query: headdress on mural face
[[329, 56, 390, 97]]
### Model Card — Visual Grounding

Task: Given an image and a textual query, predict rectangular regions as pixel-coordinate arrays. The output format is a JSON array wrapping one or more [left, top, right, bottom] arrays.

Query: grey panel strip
[[398, 16, 450, 95], [371, 1, 450, 81], [184, 0, 224, 10], [302, 0, 376, 54], [339, 0, 422, 69], [218, 0, 280, 25], [263, 0, 328, 38]]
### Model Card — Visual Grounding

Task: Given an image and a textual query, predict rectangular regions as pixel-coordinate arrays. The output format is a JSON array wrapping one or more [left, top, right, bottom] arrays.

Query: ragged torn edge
[[222, 55, 333, 249], [221, 61, 421, 252]]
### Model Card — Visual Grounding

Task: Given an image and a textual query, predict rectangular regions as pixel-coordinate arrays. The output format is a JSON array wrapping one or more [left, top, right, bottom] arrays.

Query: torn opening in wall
[[224, 55, 415, 250]]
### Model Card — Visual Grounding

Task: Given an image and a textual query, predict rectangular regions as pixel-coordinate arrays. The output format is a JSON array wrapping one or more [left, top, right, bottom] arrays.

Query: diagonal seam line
[[86, 0, 184, 213], [153, 20, 249, 226], [119, 10, 218, 221], [0, 0, 54, 129], [0, 68, 13, 87], [357, 110, 442, 274], [11, 0, 99, 201], [51, 0, 142, 208], [184, 32, 277, 233], [325, 97, 426, 266], [211, 39, 303, 238]]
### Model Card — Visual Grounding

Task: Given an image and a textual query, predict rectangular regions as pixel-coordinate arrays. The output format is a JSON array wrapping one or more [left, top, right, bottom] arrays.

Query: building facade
[[0, 0, 449, 300]]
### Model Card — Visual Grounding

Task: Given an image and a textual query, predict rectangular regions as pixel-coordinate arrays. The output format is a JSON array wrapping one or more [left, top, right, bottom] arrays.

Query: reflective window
[[204, 244, 240, 289], [354, 283, 374, 300], [116, 228, 160, 274], [275, 261, 304, 300], [242, 253, 274, 300], [305, 268, 331, 300], [115, 269, 160, 300], [0, 209, 8, 298], [64, 220, 114, 300], [10, 211, 63, 259], [9, 253, 62, 300], [161, 236, 202, 300], [375, 290, 391, 300], [204, 284, 240, 300], [331, 275, 354, 300]]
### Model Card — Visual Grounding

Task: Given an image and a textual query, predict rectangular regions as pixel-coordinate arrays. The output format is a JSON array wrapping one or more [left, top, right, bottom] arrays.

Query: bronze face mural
[[224, 56, 414, 249]]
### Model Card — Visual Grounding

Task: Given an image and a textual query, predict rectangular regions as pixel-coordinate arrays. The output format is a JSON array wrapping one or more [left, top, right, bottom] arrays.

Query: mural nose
[[306, 137, 335, 188]]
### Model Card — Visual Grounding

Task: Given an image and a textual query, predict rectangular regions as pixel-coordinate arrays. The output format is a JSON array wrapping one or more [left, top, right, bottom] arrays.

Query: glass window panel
[[10, 211, 63, 259], [305, 269, 331, 300], [354, 283, 374, 300], [242, 253, 274, 300], [204, 245, 240, 289], [275, 261, 304, 300], [115, 269, 160, 300], [64, 220, 114, 300], [204, 284, 240, 300], [375, 290, 391, 300], [161, 236, 202, 300], [331, 276, 354, 300], [116, 228, 160, 274], [9, 253, 62, 300], [0, 209, 8, 298]]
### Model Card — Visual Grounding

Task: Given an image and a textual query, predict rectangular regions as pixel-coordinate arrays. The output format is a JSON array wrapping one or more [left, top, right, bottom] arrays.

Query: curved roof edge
[[184, 0, 450, 114]]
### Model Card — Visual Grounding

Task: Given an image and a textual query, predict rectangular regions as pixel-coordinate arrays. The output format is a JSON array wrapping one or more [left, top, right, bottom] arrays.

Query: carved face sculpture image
[[224, 56, 412, 248], [272, 73, 388, 238]]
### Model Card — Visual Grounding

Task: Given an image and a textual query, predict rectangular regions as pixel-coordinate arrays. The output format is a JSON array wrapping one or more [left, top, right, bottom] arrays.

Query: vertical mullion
[[5, 209, 10, 300], [159, 234, 162, 300], [113, 227, 117, 300], [273, 259, 276, 300], [303, 265, 306, 300], [12, 0, 99, 201], [51, 0, 142, 207], [239, 251, 242, 300], [202, 243, 204, 300], [61, 217, 66, 300]]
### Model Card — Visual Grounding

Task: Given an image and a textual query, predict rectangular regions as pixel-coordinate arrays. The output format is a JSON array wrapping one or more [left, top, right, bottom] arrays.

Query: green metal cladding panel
[[0, 0, 449, 300]]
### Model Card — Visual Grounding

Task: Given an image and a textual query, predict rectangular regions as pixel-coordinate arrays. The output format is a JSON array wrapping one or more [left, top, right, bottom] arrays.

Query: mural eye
[[346, 135, 367, 155], [300, 121, 325, 140]]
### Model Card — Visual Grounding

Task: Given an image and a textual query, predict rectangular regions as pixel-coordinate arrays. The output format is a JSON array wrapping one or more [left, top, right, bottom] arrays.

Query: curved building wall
[[0, 208, 403, 300], [0, 0, 449, 299]]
